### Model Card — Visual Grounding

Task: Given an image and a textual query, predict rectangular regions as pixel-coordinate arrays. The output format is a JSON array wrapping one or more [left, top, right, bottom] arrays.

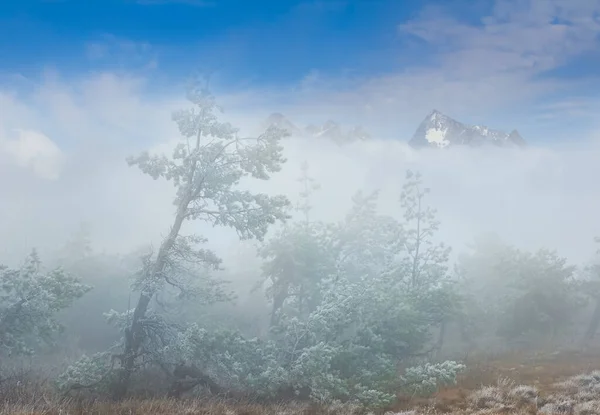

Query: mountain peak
[[508, 129, 526, 147], [409, 111, 526, 149], [261, 113, 301, 135], [260, 114, 371, 144]]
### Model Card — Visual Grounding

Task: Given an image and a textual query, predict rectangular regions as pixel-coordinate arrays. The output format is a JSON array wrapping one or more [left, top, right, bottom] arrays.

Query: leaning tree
[[109, 79, 291, 399]]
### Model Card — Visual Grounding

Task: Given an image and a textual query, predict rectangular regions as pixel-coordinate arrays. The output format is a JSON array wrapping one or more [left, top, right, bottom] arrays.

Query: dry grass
[[4, 350, 600, 414], [388, 349, 600, 414], [0, 399, 366, 415]]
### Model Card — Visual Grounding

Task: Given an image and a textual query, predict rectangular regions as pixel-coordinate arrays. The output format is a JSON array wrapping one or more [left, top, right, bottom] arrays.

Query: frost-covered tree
[[449, 234, 511, 353], [147, 171, 465, 408], [385, 171, 457, 356], [59, 162, 465, 406], [495, 248, 581, 343], [160, 271, 465, 408], [457, 236, 582, 349], [397, 170, 450, 291], [114, 79, 291, 398], [62, 79, 291, 400], [333, 190, 403, 282], [260, 161, 335, 326], [0, 250, 90, 356]]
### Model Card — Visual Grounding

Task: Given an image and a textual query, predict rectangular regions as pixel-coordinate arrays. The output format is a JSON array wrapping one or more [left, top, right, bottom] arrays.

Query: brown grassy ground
[[3, 350, 600, 414], [391, 349, 600, 414]]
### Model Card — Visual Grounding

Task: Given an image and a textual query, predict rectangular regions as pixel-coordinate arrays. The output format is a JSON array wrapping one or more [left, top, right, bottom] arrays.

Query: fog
[[2, 69, 600, 411], [3, 0, 600, 411], [1, 72, 599, 267]]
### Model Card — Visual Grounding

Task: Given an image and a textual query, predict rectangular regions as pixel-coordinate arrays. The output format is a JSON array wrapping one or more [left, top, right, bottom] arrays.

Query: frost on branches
[[61, 78, 291, 400], [157, 268, 464, 408], [59, 92, 464, 408], [259, 161, 337, 326], [154, 169, 464, 409], [0, 250, 90, 356]]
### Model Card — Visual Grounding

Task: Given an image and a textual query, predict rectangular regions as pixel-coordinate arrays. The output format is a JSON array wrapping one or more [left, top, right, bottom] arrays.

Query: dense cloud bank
[[1, 73, 599, 265]]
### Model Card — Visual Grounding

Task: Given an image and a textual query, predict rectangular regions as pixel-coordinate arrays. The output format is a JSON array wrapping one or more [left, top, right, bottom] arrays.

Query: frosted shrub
[[401, 361, 465, 396], [468, 386, 506, 409], [57, 352, 115, 393], [151, 270, 465, 409], [563, 371, 600, 390], [574, 400, 600, 415], [539, 399, 575, 414], [508, 384, 538, 403], [162, 324, 287, 395], [555, 370, 600, 403]]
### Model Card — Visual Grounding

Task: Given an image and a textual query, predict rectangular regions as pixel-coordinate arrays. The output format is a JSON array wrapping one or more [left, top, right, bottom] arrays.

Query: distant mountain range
[[260, 113, 371, 144], [409, 110, 526, 149], [260, 110, 525, 149]]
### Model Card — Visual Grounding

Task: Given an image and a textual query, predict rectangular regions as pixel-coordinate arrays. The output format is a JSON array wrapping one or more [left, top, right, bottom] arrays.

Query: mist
[[1, 72, 599, 266], [2, 38, 600, 415]]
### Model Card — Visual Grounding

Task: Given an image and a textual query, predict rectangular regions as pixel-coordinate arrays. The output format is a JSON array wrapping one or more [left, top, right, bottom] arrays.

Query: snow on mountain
[[261, 113, 371, 144], [259, 110, 523, 149], [409, 110, 526, 149]]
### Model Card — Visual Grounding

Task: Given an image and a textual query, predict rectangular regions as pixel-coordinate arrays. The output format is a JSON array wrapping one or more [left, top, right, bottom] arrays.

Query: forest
[[2, 83, 600, 415]]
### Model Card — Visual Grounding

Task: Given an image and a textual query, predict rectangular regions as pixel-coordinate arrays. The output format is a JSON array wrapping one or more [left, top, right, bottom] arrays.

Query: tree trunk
[[167, 363, 222, 398], [270, 281, 289, 328], [433, 319, 447, 359], [112, 204, 188, 400]]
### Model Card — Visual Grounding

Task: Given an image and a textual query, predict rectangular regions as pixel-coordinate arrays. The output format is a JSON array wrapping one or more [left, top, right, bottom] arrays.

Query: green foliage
[[260, 221, 335, 325], [165, 283, 465, 407], [334, 190, 403, 281], [62, 78, 292, 400], [260, 162, 336, 324], [58, 94, 464, 407], [123, 78, 291, 297], [457, 235, 582, 345], [496, 248, 582, 340], [264, 170, 457, 406], [57, 351, 116, 394], [156, 170, 463, 408], [127, 81, 291, 246], [0, 250, 90, 356]]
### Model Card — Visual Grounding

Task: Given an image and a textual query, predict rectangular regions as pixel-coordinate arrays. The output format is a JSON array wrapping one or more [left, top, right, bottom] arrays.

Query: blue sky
[[1, 0, 600, 142], [0, 0, 435, 84]]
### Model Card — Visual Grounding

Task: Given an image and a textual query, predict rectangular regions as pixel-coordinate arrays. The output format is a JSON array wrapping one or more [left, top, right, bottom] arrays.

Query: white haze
[[1, 71, 600, 272]]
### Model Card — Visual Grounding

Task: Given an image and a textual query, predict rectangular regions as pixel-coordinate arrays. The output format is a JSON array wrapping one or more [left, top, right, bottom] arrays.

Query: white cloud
[[1, 69, 600, 271], [0, 129, 65, 180], [399, 0, 600, 76], [269, 0, 600, 139]]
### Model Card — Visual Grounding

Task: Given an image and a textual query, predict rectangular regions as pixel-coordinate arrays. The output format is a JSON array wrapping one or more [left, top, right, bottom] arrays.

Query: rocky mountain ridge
[[260, 110, 526, 149], [409, 110, 526, 149]]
